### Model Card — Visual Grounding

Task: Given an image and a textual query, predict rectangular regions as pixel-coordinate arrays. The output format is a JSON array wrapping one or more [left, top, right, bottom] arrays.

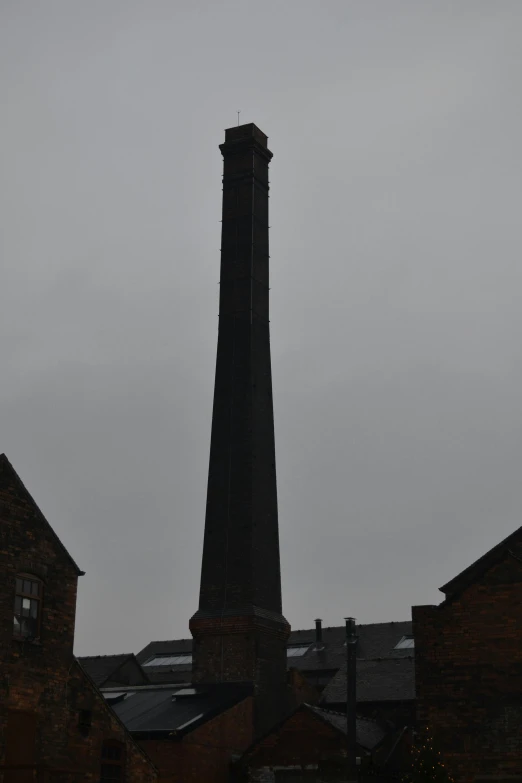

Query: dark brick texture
[[139, 695, 254, 783], [0, 455, 156, 783], [413, 542, 522, 782], [237, 707, 353, 782]]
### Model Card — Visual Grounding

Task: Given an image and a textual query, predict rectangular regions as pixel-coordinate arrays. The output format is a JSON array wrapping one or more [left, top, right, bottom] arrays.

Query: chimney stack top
[[224, 123, 268, 148]]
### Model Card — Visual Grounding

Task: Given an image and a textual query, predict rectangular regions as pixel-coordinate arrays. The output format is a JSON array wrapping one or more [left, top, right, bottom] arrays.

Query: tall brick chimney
[[189, 124, 290, 736]]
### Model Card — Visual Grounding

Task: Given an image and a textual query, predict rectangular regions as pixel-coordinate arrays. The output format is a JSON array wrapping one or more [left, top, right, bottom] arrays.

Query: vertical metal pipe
[[345, 617, 357, 781], [315, 618, 323, 646]]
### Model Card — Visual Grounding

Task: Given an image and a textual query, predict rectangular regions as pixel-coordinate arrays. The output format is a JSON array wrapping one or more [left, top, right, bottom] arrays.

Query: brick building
[[132, 619, 415, 730], [0, 454, 157, 783], [79, 619, 414, 781], [103, 682, 254, 783], [413, 525, 522, 782], [235, 702, 413, 782]]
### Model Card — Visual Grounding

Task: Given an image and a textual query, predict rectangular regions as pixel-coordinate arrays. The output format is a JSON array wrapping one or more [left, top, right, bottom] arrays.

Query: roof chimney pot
[[315, 619, 322, 645]]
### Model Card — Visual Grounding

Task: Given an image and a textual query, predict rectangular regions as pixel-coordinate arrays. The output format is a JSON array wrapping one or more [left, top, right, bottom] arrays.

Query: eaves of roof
[[439, 525, 522, 602]]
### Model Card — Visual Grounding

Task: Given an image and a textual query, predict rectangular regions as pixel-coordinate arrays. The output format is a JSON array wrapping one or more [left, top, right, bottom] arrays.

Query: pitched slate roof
[[101, 682, 252, 737], [136, 638, 193, 664], [136, 668, 190, 685], [308, 705, 386, 751], [321, 656, 415, 705], [439, 525, 522, 601], [78, 654, 139, 687], [136, 621, 413, 685], [135, 640, 193, 683]]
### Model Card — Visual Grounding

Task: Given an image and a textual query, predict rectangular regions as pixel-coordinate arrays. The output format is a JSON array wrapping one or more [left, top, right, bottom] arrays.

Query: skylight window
[[394, 636, 414, 649], [143, 654, 193, 666], [287, 645, 310, 657]]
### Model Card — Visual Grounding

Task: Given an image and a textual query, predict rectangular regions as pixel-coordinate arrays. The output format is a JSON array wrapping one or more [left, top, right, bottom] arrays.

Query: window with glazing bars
[[13, 575, 42, 639]]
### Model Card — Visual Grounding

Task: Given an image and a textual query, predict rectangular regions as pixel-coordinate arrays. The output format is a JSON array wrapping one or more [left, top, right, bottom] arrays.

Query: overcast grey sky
[[2, 1, 522, 655]]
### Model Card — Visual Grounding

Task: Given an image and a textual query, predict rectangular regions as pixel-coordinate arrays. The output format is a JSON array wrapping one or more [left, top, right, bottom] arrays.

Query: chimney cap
[[223, 123, 268, 148], [315, 618, 322, 623]]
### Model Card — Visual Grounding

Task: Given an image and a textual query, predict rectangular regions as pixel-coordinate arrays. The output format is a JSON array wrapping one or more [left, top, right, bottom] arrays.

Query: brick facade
[[286, 669, 320, 710], [0, 454, 156, 783], [413, 541, 522, 783], [190, 612, 290, 735], [139, 695, 254, 783], [237, 707, 353, 782]]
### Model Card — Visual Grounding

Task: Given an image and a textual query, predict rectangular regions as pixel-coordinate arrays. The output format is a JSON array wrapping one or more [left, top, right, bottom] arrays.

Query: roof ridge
[[290, 620, 411, 632], [440, 524, 522, 599], [78, 653, 134, 660], [146, 639, 193, 644], [146, 621, 413, 645], [355, 620, 411, 627]]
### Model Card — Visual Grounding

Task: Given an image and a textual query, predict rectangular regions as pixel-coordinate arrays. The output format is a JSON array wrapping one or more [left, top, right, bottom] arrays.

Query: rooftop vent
[[315, 619, 322, 644]]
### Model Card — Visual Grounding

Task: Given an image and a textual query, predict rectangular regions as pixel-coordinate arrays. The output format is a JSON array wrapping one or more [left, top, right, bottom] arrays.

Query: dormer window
[[14, 575, 42, 640]]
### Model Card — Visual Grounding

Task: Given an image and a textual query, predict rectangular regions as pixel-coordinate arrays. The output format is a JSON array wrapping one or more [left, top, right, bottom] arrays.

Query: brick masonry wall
[[287, 669, 320, 710], [413, 549, 522, 783], [191, 614, 290, 737], [0, 456, 156, 782], [139, 696, 254, 783], [241, 708, 347, 771]]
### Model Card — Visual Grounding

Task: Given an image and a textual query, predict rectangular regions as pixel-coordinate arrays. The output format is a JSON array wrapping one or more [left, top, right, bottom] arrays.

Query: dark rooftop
[[101, 682, 252, 737], [308, 705, 387, 751], [136, 621, 413, 685], [321, 656, 415, 705], [77, 654, 135, 687]]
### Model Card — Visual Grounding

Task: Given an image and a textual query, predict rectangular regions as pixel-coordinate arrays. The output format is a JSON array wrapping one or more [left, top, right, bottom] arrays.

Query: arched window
[[101, 740, 125, 781], [13, 575, 42, 640]]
